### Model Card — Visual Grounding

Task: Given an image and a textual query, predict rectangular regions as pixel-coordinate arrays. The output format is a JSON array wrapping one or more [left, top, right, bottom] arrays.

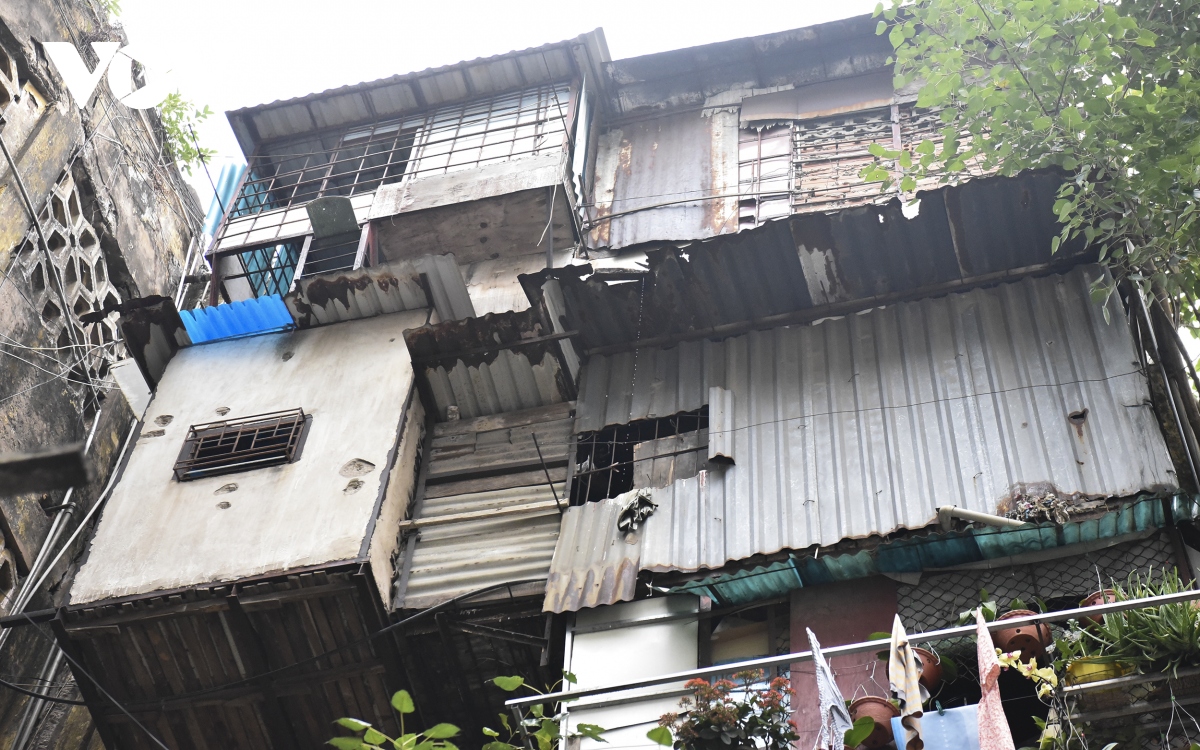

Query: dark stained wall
[[0, 2, 199, 748]]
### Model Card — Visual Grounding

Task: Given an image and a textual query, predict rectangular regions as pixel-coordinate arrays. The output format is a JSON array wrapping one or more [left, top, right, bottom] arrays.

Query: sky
[[113, 0, 882, 211]]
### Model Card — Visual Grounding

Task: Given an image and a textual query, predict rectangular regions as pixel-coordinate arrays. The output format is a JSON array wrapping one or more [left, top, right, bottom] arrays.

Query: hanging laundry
[[888, 614, 926, 750], [975, 609, 1016, 750], [807, 627, 853, 750], [891, 705, 980, 750]]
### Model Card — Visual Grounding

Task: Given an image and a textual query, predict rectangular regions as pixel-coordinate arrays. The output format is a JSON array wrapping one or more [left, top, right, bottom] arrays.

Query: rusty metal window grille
[[230, 82, 571, 220], [571, 406, 708, 505], [173, 409, 310, 481]]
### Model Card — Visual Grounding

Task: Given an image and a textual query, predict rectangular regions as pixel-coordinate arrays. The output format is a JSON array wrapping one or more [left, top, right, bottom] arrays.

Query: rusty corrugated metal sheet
[[552, 172, 1083, 352], [601, 15, 889, 117], [629, 266, 1176, 573], [116, 296, 192, 389], [398, 483, 564, 610], [284, 255, 473, 327], [405, 310, 573, 421], [227, 31, 609, 156], [543, 498, 642, 613], [588, 109, 740, 249]]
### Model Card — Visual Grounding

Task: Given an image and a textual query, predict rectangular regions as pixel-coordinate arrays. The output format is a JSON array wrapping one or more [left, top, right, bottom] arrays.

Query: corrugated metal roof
[[629, 266, 1176, 573], [543, 497, 642, 614], [601, 14, 889, 117], [284, 255, 472, 328], [405, 310, 574, 422], [226, 32, 608, 156], [548, 172, 1084, 353], [398, 483, 564, 610], [180, 295, 293, 344]]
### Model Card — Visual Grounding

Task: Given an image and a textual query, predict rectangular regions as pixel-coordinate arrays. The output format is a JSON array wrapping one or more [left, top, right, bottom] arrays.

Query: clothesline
[[509, 588, 1200, 711]]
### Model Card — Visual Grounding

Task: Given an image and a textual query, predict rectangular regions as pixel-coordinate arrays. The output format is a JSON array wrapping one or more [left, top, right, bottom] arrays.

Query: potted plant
[[1079, 589, 1117, 626], [846, 696, 899, 749], [912, 647, 944, 690], [651, 670, 798, 750], [994, 598, 1053, 660]]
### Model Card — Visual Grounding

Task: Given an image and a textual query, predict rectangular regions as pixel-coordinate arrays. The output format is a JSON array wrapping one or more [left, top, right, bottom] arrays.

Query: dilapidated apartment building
[[0, 1, 201, 749], [4, 9, 1199, 750]]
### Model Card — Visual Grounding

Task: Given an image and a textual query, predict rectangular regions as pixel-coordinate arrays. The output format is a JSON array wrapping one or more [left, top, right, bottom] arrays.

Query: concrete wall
[[70, 310, 426, 604], [0, 2, 199, 746]]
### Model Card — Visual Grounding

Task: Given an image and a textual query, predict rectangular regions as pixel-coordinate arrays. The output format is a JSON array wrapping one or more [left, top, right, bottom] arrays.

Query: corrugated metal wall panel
[[588, 110, 739, 250], [422, 351, 568, 421], [634, 266, 1177, 572], [543, 498, 641, 613], [399, 484, 564, 609], [575, 339, 711, 432]]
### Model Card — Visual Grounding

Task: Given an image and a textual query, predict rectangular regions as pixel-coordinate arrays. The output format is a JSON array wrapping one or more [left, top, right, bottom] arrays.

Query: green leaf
[[424, 725, 460, 740], [483, 743, 516, 750], [364, 729, 389, 745], [563, 671, 578, 685], [844, 717, 877, 748], [876, 20, 887, 35], [647, 727, 674, 747], [338, 719, 372, 732], [576, 724, 607, 742], [329, 739, 368, 750], [482, 728, 500, 738], [1032, 116, 1052, 131], [391, 691, 416, 715], [530, 704, 545, 719], [499, 714, 511, 732], [492, 676, 526, 692], [889, 24, 905, 48], [394, 734, 418, 750], [867, 632, 892, 641]]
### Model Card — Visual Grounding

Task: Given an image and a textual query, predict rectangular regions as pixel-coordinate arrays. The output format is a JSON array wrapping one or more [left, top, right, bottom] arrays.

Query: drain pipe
[[9, 648, 65, 750], [937, 506, 1028, 532]]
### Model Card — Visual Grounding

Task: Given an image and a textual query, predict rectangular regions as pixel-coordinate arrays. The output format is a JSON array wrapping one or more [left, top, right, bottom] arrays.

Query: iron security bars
[[571, 407, 709, 505], [173, 409, 310, 481], [230, 83, 572, 219]]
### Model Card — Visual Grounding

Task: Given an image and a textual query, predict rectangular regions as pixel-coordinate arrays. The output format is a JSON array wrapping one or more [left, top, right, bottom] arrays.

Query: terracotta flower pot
[[848, 696, 900, 749], [1079, 589, 1117, 626], [993, 609, 1052, 660], [913, 647, 943, 690]]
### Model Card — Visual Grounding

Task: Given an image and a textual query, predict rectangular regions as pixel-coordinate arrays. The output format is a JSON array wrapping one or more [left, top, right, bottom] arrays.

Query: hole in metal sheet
[[215, 406, 230, 416], [343, 479, 364, 495], [216, 501, 231, 509], [281, 351, 294, 361], [1068, 409, 1088, 425], [154, 415, 174, 426], [214, 483, 238, 495]]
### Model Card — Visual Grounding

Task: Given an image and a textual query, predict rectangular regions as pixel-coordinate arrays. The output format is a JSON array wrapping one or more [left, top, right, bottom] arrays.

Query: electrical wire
[[20, 612, 170, 750], [0, 673, 86, 706]]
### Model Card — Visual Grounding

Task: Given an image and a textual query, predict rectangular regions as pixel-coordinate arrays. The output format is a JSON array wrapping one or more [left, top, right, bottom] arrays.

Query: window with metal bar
[[229, 82, 572, 220], [173, 409, 310, 481], [230, 241, 302, 298], [570, 406, 709, 505]]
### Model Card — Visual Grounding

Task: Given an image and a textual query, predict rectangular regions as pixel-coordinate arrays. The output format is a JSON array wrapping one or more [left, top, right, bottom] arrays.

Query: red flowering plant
[[648, 670, 799, 750]]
